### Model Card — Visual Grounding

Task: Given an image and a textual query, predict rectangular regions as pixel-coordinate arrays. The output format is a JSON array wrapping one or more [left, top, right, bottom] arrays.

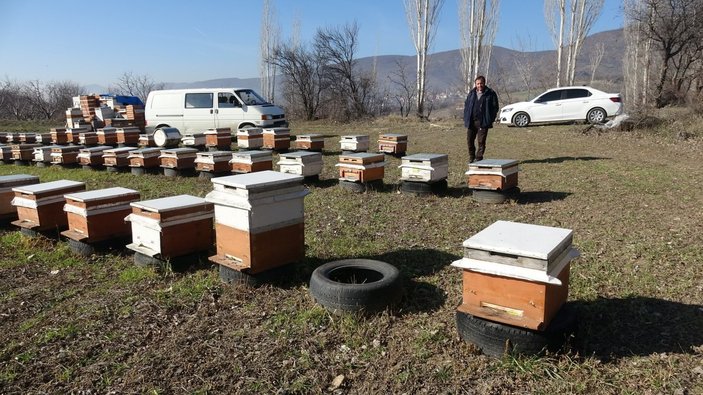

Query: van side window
[[185, 93, 213, 109], [218, 93, 238, 107]]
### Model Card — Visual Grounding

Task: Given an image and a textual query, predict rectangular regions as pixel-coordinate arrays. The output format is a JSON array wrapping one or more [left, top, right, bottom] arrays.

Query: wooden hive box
[[465, 159, 519, 191], [277, 151, 323, 177], [230, 150, 273, 173], [66, 128, 88, 144], [159, 148, 198, 169], [125, 194, 214, 258], [62, 187, 140, 243], [50, 128, 68, 145], [236, 127, 264, 149], [378, 133, 408, 155], [262, 127, 290, 151], [340, 135, 370, 152], [195, 151, 233, 173], [128, 147, 161, 168], [18, 133, 37, 144], [452, 220, 580, 330], [138, 133, 156, 147], [0, 174, 39, 219], [34, 133, 52, 144], [50, 145, 82, 164], [77, 146, 112, 166], [116, 127, 140, 145], [11, 144, 42, 161], [32, 146, 57, 164], [0, 145, 12, 162], [102, 147, 134, 168], [399, 153, 449, 183], [0, 134, 8, 144], [78, 131, 99, 146], [204, 128, 232, 149], [96, 127, 118, 145], [5, 133, 20, 144], [11, 180, 86, 231], [336, 152, 385, 182], [294, 134, 325, 151], [181, 132, 206, 147], [206, 171, 309, 274]]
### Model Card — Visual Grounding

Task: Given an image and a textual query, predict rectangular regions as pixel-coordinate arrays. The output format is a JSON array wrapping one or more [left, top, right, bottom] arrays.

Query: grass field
[[1, 112, 702, 394]]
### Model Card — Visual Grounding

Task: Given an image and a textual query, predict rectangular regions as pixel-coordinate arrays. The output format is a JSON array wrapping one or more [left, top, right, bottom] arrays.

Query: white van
[[144, 88, 287, 133]]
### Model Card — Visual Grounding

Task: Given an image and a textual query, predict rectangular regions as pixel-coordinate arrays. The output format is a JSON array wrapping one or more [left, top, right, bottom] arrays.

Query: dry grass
[[1, 111, 702, 394]]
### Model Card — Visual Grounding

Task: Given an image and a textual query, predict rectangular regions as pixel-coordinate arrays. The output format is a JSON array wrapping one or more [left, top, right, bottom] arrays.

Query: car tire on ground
[[472, 189, 508, 204], [339, 180, 367, 193], [309, 259, 402, 315], [513, 112, 530, 127], [67, 238, 96, 257], [455, 303, 578, 357]]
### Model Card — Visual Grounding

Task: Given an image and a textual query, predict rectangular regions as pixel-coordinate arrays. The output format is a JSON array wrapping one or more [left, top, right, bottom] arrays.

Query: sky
[[0, 0, 624, 87]]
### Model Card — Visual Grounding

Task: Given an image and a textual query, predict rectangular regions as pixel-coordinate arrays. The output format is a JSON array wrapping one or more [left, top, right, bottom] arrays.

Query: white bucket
[[153, 128, 182, 148]]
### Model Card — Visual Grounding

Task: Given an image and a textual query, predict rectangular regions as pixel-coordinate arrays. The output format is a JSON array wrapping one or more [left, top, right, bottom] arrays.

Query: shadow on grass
[[520, 156, 610, 164], [572, 297, 703, 361], [515, 190, 572, 204]]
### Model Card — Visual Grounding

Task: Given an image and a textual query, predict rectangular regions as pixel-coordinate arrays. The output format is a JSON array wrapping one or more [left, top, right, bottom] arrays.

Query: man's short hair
[[475, 75, 486, 84]]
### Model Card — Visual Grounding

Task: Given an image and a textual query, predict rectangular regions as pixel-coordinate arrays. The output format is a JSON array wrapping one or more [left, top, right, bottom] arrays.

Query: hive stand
[[398, 153, 449, 195]]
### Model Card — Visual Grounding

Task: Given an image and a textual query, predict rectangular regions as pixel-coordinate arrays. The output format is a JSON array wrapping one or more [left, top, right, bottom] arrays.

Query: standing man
[[463, 75, 499, 163]]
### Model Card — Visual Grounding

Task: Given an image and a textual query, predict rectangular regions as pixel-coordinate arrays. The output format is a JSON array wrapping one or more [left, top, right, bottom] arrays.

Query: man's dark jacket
[[463, 87, 499, 129]]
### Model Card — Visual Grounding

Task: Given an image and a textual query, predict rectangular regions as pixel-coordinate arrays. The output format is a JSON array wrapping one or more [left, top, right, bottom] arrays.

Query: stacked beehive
[[466, 159, 519, 203], [378, 133, 408, 156], [123, 104, 146, 130], [66, 108, 85, 128], [79, 95, 100, 126]]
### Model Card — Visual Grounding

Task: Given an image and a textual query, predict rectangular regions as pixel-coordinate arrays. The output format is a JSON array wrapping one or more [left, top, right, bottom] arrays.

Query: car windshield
[[235, 89, 268, 105]]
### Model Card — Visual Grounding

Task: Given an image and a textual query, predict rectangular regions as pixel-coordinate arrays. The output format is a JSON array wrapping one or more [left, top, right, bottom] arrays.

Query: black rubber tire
[[134, 252, 163, 267], [67, 238, 96, 257], [309, 259, 402, 315], [472, 189, 508, 204], [587, 107, 606, 124], [401, 179, 448, 195], [20, 227, 42, 237], [14, 160, 30, 166], [455, 303, 578, 357], [219, 265, 261, 287], [339, 180, 366, 193], [513, 112, 530, 127]]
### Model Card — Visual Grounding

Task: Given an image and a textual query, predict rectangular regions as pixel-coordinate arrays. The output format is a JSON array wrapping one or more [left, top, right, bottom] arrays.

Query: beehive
[[128, 147, 161, 168], [96, 127, 118, 146], [5, 133, 20, 144], [336, 152, 385, 183], [195, 151, 233, 173], [465, 159, 519, 191], [0, 145, 12, 162], [102, 147, 134, 168], [11, 144, 42, 161], [11, 180, 86, 231], [340, 135, 370, 152], [125, 195, 214, 258], [294, 134, 325, 151], [236, 127, 263, 149], [32, 146, 57, 164], [451, 220, 580, 330], [399, 153, 449, 183], [18, 133, 37, 144], [78, 131, 99, 146], [0, 174, 39, 220], [206, 171, 309, 274], [159, 148, 198, 169], [50, 145, 82, 165], [181, 132, 206, 147], [34, 133, 52, 144], [116, 127, 140, 146], [205, 128, 232, 150], [262, 127, 290, 151], [378, 133, 408, 155], [77, 146, 112, 166], [62, 187, 140, 243], [138, 133, 156, 147], [229, 150, 273, 173], [66, 128, 88, 144], [277, 151, 323, 177], [50, 128, 68, 145]]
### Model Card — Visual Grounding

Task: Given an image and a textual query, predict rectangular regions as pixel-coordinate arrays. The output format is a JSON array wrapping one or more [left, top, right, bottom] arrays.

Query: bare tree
[[259, 0, 279, 103], [387, 59, 416, 117], [0, 78, 31, 120], [23, 80, 82, 120], [545, 0, 566, 87], [565, 0, 604, 85], [588, 42, 606, 86], [404, 0, 445, 119], [458, 0, 500, 92], [111, 72, 165, 103], [512, 34, 538, 99], [269, 41, 325, 121]]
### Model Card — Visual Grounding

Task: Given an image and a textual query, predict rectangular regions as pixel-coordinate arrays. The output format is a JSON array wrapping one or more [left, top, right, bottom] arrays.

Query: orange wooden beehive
[[116, 127, 141, 146], [159, 148, 198, 169], [50, 128, 68, 144], [102, 147, 134, 168], [11, 180, 86, 231], [229, 150, 273, 174], [0, 174, 39, 220], [205, 128, 232, 150], [50, 145, 82, 165], [336, 152, 385, 183], [77, 146, 112, 166], [452, 220, 580, 330], [262, 127, 290, 151], [378, 133, 408, 155], [61, 187, 140, 243], [294, 134, 325, 151], [96, 127, 118, 146], [11, 144, 42, 161], [466, 159, 519, 191], [195, 151, 233, 173], [128, 147, 161, 168]]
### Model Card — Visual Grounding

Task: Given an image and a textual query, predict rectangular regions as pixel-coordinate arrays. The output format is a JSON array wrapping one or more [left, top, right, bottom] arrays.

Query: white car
[[499, 86, 623, 127]]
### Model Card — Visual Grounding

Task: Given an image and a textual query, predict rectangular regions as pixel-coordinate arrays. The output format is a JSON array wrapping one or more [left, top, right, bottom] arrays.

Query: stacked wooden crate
[[80, 95, 100, 126]]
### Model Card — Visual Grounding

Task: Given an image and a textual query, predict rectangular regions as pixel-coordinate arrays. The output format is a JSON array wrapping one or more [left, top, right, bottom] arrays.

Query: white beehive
[[195, 151, 234, 173], [236, 127, 263, 149], [399, 153, 449, 183], [229, 150, 273, 173], [340, 135, 370, 152], [181, 132, 206, 147], [277, 151, 323, 177], [32, 146, 57, 164]]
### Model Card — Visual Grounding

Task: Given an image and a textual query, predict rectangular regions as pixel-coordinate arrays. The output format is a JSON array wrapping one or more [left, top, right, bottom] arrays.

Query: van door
[[214, 91, 244, 130], [183, 92, 216, 132]]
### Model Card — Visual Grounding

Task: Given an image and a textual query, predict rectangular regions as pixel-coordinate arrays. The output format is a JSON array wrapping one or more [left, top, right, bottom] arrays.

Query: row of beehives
[[1, 171, 580, 339]]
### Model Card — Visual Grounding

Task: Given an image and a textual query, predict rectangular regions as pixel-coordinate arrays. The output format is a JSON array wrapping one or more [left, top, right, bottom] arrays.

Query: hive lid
[[0, 174, 40, 187], [469, 159, 518, 168], [65, 187, 139, 202], [104, 147, 136, 154], [197, 151, 233, 158], [211, 170, 303, 191], [463, 220, 573, 261], [340, 134, 369, 140], [160, 148, 199, 154], [80, 145, 116, 153], [339, 152, 384, 164], [281, 151, 323, 160], [13, 179, 85, 194], [232, 150, 271, 159], [296, 133, 323, 139], [129, 147, 161, 154], [402, 153, 448, 162], [131, 194, 207, 212]]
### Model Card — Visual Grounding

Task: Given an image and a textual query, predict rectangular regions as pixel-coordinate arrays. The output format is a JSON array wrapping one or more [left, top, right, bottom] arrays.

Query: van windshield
[[235, 89, 268, 106]]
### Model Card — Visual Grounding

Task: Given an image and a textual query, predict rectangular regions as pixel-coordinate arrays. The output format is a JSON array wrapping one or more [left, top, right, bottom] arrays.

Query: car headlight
[[501, 107, 513, 113]]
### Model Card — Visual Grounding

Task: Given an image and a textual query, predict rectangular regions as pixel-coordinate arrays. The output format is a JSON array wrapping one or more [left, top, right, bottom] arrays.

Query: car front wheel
[[513, 112, 530, 127], [587, 108, 606, 124]]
